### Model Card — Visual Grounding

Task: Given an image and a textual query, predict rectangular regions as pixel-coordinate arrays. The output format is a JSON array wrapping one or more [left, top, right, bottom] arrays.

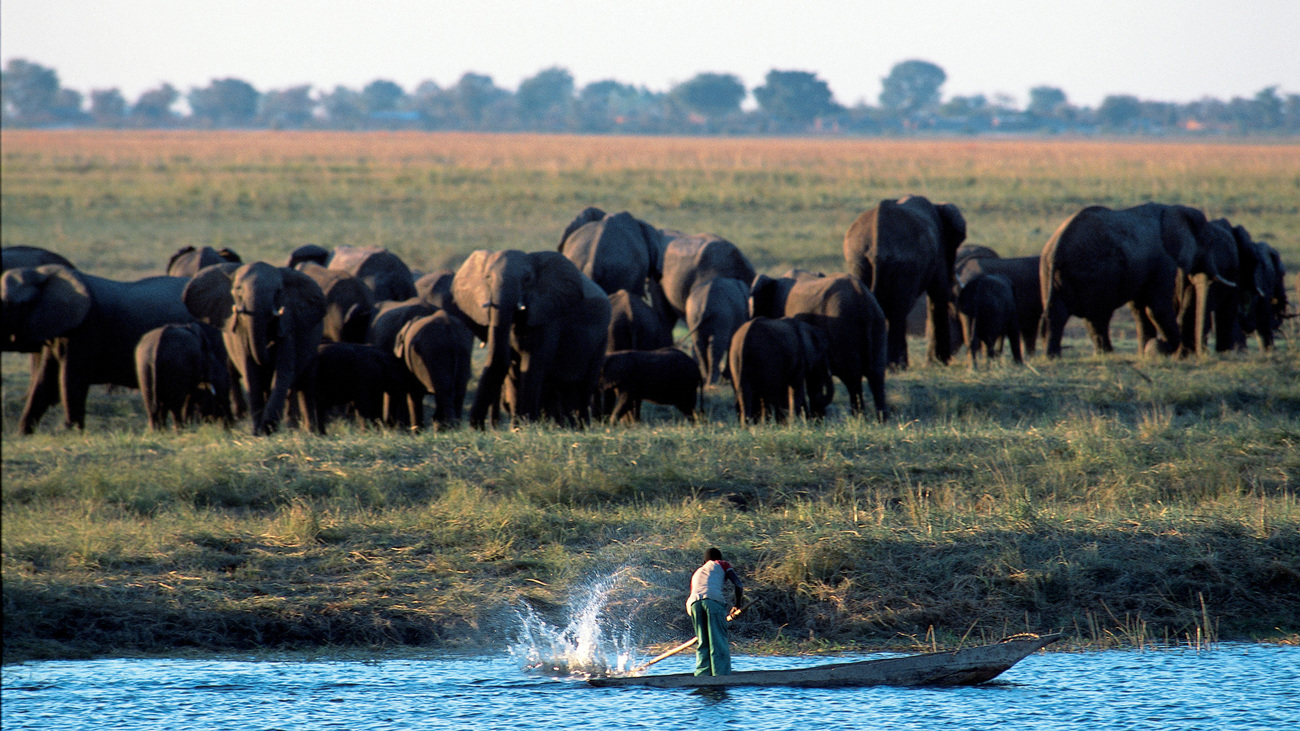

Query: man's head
[[705, 547, 722, 562]]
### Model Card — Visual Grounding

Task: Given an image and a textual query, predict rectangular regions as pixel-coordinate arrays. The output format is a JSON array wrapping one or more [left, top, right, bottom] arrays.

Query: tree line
[[3, 57, 1297, 136]]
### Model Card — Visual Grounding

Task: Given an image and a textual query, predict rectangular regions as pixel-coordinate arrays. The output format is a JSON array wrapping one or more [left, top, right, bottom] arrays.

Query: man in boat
[[687, 547, 745, 676]]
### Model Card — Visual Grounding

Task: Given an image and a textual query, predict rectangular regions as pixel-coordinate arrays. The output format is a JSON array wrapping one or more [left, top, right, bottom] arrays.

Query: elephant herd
[[1, 196, 1292, 436]]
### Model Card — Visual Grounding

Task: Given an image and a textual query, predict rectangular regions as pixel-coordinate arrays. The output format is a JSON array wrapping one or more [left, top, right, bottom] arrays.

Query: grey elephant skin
[[751, 272, 888, 421], [328, 245, 417, 302], [367, 299, 439, 354], [729, 315, 834, 424], [452, 249, 609, 428], [600, 348, 701, 424], [166, 246, 242, 277], [294, 262, 376, 343], [2, 246, 75, 274], [955, 272, 1023, 368], [685, 277, 750, 386], [393, 311, 475, 429], [654, 232, 756, 327], [607, 289, 673, 353], [1169, 219, 1258, 354], [843, 195, 967, 369], [1040, 203, 1235, 358], [314, 342, 409, 429], [135, 322, 234, 430], [2, 264, 194, 433], [183, 262, 327, 435], [558, 207, 665, 297], [1238, 238, 1288, 350], [955, 253, 1042, 355]]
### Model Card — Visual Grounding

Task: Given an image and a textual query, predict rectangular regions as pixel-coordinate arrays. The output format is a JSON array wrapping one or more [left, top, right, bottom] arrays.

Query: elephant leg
[[1131, 303, 1156, 354], [1008, 325, 1023, 364], [57, 347, 91, 431], [1083, 314, 1114, 354], [18, 347, 61, 434], [866, 366, 887, 422], [609, 391, 636, 424], [886, 311, 910, 370], [925, 287, 953, 365], [1042, 297, 1069, 359]]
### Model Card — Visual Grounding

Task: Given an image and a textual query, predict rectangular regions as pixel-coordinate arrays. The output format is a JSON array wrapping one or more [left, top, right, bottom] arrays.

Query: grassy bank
[[5, 348, 1298, 662], [3, 132, 1299, 663]]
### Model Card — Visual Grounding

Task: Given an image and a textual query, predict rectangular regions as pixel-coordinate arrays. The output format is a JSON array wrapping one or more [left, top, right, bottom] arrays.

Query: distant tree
[[2, 58, 62, 125], [576, 79, 663, 132], [670, 73, 746, 119], [89, 88, 128, 127], [516, 67, 574, 127], [1252, 86, 1283, 130], [1096, 95, 1142, 129], [1283, 94, 1300, 132], [410, 80, 453, 128], [879, 60, 946, 117], [51, 88, 86, 123], [1027, 86, 1068, 118], [260, 85, 316, 128], [753, 69, 838, 126], [320, 86, 365, 128], [132, 84, 180, 126], [362, 79, 405, 114], [450, 72, 511, 129], [189, 78, 260, 126]]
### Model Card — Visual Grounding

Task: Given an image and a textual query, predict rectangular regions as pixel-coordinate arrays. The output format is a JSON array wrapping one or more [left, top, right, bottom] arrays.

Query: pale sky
[[2, 0, 1296, 109]]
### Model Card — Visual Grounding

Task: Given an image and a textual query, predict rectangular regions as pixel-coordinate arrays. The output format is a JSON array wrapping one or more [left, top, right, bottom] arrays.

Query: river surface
[[3, 644, 1297, 731]]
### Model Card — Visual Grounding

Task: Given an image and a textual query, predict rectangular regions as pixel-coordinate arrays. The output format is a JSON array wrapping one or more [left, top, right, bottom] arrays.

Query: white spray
[[509, 571, 642, 678]]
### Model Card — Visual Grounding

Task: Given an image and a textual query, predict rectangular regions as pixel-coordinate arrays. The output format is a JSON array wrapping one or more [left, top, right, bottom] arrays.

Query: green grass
[[3, 132, 1299, 662]]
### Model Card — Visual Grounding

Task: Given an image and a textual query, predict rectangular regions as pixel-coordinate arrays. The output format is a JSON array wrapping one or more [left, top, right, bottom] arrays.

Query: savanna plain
[[2, 131, 1298, 664]]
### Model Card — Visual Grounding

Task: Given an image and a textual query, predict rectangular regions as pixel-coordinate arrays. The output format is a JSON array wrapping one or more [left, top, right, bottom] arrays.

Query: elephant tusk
[[1215, 275, 1237, 288], [1257, 286, 1267, 298]]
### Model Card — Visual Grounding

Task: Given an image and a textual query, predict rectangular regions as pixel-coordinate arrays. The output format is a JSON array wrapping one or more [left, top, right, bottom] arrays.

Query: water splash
[[509, 572, 640, 679]]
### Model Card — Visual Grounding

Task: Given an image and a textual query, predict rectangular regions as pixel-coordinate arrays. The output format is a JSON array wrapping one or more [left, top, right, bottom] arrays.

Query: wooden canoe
[[587, 633, 1062, 688]]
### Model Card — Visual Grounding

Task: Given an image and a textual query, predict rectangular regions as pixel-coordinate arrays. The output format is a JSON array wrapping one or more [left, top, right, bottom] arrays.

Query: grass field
[[2, 131, 1298, 663]]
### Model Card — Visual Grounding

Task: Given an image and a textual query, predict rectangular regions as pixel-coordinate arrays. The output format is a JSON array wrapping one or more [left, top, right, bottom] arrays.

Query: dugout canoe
[[587, 633, 1062, 689]]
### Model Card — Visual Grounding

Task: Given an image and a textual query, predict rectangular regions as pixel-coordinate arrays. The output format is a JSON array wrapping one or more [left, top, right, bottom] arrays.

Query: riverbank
[[5, 351, 1298, 664]]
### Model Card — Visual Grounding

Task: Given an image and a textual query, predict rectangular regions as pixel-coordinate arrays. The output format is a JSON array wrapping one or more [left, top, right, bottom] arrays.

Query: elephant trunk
[[469, 304, 511, 429]]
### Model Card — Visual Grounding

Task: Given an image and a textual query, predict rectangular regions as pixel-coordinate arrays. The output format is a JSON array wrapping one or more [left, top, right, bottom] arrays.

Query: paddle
[[628, 602, 750, 675]]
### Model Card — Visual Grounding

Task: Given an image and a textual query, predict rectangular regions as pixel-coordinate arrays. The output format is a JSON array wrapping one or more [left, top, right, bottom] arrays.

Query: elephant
[[843, 195, 967, 368], [2, 246, 75, 273], [451, 249, 607, 428], [367, 298, 439, 354], [607, 289, 672, 353], [415, 269, 456, 309], [134, 322, 234, 430], [2, 265, 194, 433], [329, 245, 417, 301], [314, 342, 409, 428], [684, 277, 750, 387], [558, 207, 665, 297], [653, 232, 756, 327], [166, 246, 242, 277], [954, 272, 1023, 368], [393, 311, 475, 429], [599, 348, 701, 424], [286, 244, 330, 269], [1167, 219, 1258, 355], [956, 254, 1042, 354], [1238, 239, 1288, 350], [294, 262, 376, 343], [1040, 203, 1237, 358], [729, 315, 834, 424], [183, 261, 327, 435], [750, 272, 888, 421]]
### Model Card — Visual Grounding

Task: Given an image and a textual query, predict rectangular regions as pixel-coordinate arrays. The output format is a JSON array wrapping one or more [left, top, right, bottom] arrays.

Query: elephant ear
[[1159, 205, 1205, 272], [749, 274, 779, 318], [9, 265, 92, 342], [183, 262, 240, 329], [525, 251, 586, 327], [167, 246, 198, 274], [278, 266, 327, 328], [636, 219, 665, 279], [936, 203, 968, 252], [559, 206, 606, 249], [452, 250, 494, 329]]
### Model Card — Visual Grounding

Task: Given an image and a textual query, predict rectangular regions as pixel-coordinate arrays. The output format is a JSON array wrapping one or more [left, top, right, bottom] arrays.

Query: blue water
[[3, 645, 1297, 730]]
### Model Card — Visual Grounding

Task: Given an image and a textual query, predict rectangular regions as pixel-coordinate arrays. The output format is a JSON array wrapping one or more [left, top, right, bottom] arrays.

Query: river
[[3, 644, 1297, 730]]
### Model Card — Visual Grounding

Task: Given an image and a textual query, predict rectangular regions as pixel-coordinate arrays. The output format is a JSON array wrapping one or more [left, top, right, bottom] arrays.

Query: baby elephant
[[314, 342, 410, 428], [729, 315, 834, 424], [954, 272, 1022, 368], [134, 322, 233, 431], [599, 348, 701, 424], [393, 311, 475, 429]]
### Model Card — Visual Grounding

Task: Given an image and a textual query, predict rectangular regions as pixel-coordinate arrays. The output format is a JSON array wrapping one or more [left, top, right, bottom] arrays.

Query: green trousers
[[689, 598, 731, 676]]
